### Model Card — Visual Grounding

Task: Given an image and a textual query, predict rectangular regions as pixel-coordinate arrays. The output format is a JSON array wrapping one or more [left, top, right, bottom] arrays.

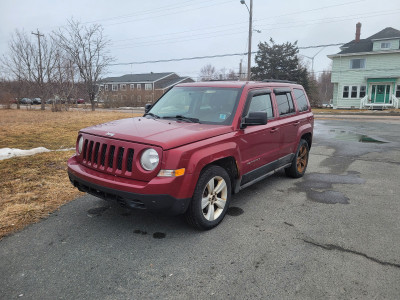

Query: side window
[[360, 86, 366, 98], [343, 86, 349, 98], [351, 86, 358, 98], [247, 94, 274, 119], [396, 85, 400, 98], [293, 89, 309, 112], [350, 59, 365, 69], [275, 92, 295, 116]]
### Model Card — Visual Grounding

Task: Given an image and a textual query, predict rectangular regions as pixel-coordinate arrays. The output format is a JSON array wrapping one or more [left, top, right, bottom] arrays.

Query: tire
[[185, 165, 231, 230], [285, 139, 309, 178]]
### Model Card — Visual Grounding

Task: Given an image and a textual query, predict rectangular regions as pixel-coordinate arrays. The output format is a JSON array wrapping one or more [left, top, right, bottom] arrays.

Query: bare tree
[[50, 50, 79, 111], [218, 68, 238, 80], [317, 70, 333, 105], [1, 29, 58, 110], [199, 64, 218, 81], [53, 20, 114, 111]]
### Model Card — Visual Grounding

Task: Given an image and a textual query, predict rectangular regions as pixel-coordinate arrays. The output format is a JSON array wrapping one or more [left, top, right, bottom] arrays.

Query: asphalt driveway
[[1, 116, 400, 299]]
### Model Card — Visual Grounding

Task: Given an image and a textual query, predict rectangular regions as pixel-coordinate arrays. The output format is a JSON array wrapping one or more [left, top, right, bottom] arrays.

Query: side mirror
[[241, 112, 268, 128], [145, 103, 152, 113]]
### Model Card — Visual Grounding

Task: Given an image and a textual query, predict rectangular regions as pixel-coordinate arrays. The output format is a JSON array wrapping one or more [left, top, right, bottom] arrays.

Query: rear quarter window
[[293, 88, 309, 112]]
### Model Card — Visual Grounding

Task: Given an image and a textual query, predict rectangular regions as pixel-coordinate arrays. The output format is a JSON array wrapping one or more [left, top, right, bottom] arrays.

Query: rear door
[[272, 88, 299, 160]]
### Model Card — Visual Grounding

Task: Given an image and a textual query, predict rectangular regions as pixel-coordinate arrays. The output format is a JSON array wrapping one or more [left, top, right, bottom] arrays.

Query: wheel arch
[[207, 156, 239, 194], [301, 132, 313, 149]]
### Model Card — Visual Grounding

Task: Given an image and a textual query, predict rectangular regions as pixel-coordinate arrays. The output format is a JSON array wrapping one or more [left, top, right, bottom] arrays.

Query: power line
[[110, 43, 346, 66], [108, 1, 378, 46], [108, 9, 400, 50], [81, 0, 200, 24], [98, 0, 233, 27]]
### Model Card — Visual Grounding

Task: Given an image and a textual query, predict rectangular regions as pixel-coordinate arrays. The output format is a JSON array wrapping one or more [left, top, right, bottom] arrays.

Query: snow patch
[[0, 147, 75, 160]]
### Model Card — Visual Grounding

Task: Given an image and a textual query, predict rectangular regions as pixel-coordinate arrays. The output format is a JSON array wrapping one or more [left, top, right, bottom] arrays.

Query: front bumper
[[68, 157, 191, 215]]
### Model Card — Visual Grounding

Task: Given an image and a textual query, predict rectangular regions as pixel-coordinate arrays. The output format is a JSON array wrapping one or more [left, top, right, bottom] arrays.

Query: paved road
[[1, 117, 400, 299]]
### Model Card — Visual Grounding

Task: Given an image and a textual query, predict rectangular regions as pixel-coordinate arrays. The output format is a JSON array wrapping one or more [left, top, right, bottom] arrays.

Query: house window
[[112, 84, 118, 91], [130, 84, 135, 90], [381, 42, 391, 49], [105, 85, 109, 91], [343, 86, 349, 98], [351, 86, 358, 98], [145, 84, 152, 90], [121, 84, 126, 91], [360, 86, 366, 98], [350, 59, 365, 69], [137, 95, 141, 102], [137, 84, 141, 90], [396, 85, 400, 98]]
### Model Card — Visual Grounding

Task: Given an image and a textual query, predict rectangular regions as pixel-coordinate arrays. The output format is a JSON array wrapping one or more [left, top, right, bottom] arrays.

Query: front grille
[[81, 137, 135, 177]]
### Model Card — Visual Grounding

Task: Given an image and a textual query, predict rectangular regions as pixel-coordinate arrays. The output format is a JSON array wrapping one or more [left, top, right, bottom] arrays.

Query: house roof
[[338, 27, 400, 54], [100, 72, 175, 83], [369, 27, 400, 40], [157, 77, 194, 90]]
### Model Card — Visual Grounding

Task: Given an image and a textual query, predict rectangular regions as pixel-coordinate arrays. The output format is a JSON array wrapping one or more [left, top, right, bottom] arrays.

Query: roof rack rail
[[262, 79, 297, 84]]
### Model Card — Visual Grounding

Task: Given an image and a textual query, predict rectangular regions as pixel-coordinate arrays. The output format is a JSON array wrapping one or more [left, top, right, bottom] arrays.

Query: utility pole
[[239, 59, 242, 80], [240, 0, 253, 81], [31, 29, 45, 110], [247, 0, 253, 81]]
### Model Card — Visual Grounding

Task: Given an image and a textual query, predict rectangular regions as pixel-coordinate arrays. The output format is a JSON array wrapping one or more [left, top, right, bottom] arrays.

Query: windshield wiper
[[162, 115, 200, 123], [143, 112, 160, 119]]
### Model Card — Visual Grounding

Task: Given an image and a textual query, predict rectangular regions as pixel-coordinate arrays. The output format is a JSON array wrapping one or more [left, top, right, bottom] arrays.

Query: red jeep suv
[[68, 81, 313, 230]]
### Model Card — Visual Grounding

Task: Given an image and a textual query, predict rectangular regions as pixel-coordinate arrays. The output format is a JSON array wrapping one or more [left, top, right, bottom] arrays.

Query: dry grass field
[[0, 109, 140, 239]]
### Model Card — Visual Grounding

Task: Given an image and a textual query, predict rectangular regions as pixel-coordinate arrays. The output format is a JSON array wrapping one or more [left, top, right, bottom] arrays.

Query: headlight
[[140, 148, 159, 171], [77, 136, 84, 154]]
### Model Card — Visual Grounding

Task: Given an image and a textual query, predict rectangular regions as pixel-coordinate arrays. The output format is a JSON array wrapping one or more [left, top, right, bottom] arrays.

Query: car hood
[[80, 117, 233, 150]]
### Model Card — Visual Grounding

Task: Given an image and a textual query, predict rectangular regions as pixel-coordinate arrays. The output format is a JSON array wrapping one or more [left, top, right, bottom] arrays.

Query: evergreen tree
[[251, 38, 311, 94]]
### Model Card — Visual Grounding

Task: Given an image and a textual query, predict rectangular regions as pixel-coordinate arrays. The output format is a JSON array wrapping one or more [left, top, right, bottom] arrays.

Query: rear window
[[293, 89, 309, 112], [275, 92, 295, 116]]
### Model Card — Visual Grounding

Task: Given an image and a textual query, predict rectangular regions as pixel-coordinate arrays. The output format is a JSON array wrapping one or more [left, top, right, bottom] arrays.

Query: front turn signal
[[158, 168, 185, 177]]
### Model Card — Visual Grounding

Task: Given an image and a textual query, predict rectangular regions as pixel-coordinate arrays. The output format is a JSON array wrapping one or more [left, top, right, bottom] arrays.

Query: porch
[[360, 78, 400, 109]]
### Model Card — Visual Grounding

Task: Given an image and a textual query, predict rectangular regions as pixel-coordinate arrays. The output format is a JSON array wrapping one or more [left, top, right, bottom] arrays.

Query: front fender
[[161, 137, 240, 199]]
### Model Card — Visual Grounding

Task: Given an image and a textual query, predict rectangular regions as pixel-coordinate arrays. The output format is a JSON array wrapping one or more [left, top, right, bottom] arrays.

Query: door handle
[[270, 127, 279, 133], [293, 121, 300, 126]]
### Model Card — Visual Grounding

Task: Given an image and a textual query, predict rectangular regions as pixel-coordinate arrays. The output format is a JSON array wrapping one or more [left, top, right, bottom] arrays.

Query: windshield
[[147, 86, 241, 125]]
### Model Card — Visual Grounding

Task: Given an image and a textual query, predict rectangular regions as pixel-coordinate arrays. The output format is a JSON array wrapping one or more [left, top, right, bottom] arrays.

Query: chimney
[[355, 22, 361, 42]]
